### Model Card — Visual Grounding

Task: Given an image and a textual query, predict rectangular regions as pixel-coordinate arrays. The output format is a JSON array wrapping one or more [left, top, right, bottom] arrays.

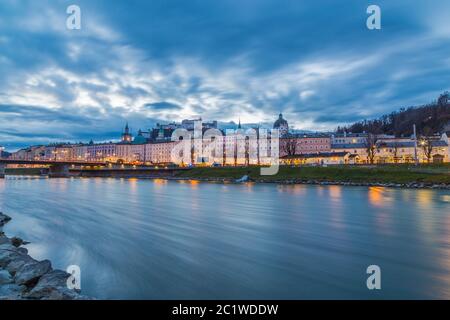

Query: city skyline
[[2, 1, 450, 150], [1, 1, 450, 304]]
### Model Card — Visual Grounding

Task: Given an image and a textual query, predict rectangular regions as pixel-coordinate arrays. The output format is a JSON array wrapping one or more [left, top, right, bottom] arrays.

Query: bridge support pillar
[[48, 164, 70, 178], [0, 163, 5, 178]]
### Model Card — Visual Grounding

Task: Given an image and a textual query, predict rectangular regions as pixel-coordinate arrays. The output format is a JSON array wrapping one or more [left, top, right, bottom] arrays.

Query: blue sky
[[1, 0, 450, 150]]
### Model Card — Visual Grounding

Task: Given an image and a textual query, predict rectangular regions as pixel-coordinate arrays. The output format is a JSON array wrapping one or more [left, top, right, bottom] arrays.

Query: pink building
[[280, 135, 331, 157]]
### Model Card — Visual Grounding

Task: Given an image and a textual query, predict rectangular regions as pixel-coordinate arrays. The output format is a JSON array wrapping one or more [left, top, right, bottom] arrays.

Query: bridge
[[0, 159, 189, 178], [0, 159, 107, 178]]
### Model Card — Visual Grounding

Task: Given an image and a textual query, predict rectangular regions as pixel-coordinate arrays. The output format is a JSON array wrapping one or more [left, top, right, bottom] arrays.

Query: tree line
[[336, 92, 450, 136]]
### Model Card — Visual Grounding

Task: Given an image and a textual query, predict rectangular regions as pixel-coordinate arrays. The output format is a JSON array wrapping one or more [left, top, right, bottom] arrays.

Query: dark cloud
[[143, 102, 182, 110], [0, 104, 91, 123], [1, 0, 450, 151]]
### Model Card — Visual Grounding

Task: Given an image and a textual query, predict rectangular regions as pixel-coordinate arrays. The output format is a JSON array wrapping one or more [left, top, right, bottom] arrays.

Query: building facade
[[280, 134, 331, 157]]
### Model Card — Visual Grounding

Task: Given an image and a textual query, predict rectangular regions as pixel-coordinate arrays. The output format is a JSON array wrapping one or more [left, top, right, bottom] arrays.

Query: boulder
[[14, 259, 52, 286], [0, 283, 27, 300], [0, 243, 17, 251], [17, 247, 28, 255], [43, 288, 83, 300], [5, 254, 36, 275], [0, 269, 13, 284], [0, 235, 10, 245], [0, 245, 24, 268], [10, 237, 28, 247], [0, 212, 12, 226], [26, 270, 70, 298], [26, 270, 82, 300]]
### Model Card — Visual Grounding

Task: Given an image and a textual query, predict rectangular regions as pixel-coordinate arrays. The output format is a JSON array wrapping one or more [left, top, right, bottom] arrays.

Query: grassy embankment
[[174, 164, 450, 184], [5, 164, 450, 184]]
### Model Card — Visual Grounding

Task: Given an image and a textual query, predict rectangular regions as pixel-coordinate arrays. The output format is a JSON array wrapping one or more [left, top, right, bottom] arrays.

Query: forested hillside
[[337, 92, 450, 136]]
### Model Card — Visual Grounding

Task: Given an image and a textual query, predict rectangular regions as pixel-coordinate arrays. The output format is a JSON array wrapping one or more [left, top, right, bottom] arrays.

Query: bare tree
[[234, 136, 238, 166], [391, 141, 400, 163], [245, 136, 250, 166], [365, 133, 378, 164], [420, 138, 434, 163], [281, 137, 297, 156], [420, 127, 434, 163]]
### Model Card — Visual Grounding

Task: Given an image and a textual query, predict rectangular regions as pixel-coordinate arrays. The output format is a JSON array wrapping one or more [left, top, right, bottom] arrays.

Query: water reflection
[[0, 179, 449, 299], [416, 190, 433, 210], [368, 187, 386, 207], [277, 184, 307, 195], [328, 185, 341, 200], [188, 179, 199, 189]]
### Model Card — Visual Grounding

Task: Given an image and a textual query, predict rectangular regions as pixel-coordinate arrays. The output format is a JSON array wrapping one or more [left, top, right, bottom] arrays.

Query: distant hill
[[336, 92, 450, 136]]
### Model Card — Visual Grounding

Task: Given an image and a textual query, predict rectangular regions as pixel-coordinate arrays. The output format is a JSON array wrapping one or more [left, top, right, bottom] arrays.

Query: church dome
[[132, 130, 147, 144], [273, 113, 288, 128]]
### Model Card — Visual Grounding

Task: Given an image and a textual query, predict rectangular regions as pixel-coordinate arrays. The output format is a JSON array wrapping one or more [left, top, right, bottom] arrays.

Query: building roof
[[132, 133, 148, 144], [378, 140, 448, 148], [332, 132, 368, 138], [287, 133, 331, 139], [331, 143, 367, 149], [348, 154, 360, 158]]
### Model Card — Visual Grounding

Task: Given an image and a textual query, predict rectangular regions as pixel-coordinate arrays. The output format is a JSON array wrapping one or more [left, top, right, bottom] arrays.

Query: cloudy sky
[[1, 0, 450, 150]]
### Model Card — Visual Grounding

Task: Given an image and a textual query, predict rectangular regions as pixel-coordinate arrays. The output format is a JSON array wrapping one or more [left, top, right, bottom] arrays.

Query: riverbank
[[4, 164, 450, 189], [172, 165, 450, 189], [0, 212, 87, 300]]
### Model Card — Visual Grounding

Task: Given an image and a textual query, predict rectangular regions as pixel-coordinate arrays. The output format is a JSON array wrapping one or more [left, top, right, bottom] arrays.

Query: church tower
[[121, 122, 133, 142]]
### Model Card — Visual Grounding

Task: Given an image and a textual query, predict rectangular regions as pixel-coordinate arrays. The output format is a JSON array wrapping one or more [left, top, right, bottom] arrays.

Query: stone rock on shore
[[11, 237, 29, 247], [0, 212, 11, 226], [0, 234, 10, 245], [0, 244, 24, 268], [6, 254, 36, 275], [1, 212, 88, 299], [0, 269, 13, 285], [26, 270, 80, 300], [14, 260, 52, 286], [0, 283, 26, 299]]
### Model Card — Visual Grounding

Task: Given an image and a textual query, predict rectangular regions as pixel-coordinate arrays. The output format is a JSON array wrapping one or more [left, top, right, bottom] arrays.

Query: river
[[1, 177, 449, 299]]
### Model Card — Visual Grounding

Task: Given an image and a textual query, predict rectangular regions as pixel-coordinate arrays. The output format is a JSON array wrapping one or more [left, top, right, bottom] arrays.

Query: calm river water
[[1, 177, 450, 299]]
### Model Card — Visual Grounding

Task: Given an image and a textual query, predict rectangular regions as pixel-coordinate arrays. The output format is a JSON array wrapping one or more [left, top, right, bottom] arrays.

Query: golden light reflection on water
[[188, 180, 199, 189], [416, 189, 433, 210], [328, 185, 342, 201], [415, 190, 437, 236], [277, 184, 307, 195], [242, 182, 255, 193], [153, 178, 167, 185], [368, 187, 386, 208], [128, 178, 138, 193], [326, 186, 345, 230]]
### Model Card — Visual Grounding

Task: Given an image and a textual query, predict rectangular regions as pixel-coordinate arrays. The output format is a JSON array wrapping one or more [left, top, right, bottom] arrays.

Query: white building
[[331, 132, 368, 145], [86, 143, 117, 162]]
